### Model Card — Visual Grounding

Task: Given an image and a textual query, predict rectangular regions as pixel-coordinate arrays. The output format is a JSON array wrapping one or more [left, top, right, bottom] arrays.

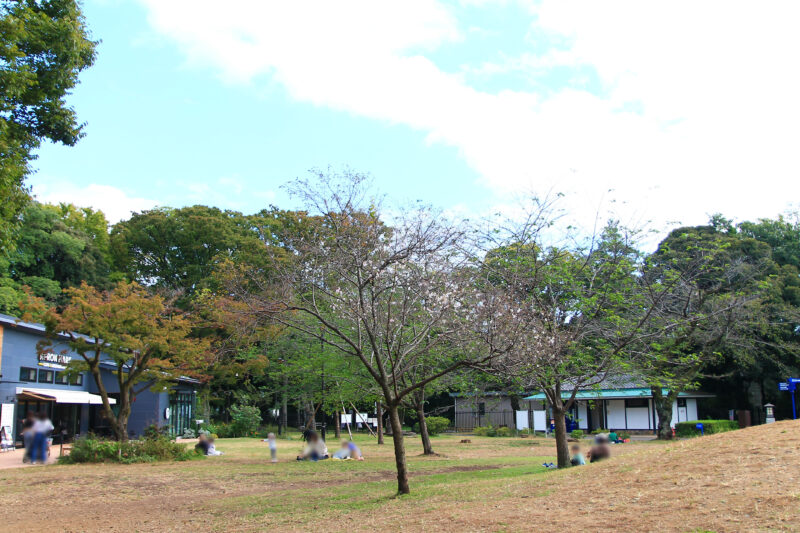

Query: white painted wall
[[687, 398, 698, 421], [577, 401, 589, 430], [534, 410, 547, 431], [625, 407, 651, 429], [606, 400, 626, 428]]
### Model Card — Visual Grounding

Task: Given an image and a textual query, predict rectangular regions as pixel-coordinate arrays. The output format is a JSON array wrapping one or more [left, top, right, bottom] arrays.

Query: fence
[[453, 410, 516, 430]]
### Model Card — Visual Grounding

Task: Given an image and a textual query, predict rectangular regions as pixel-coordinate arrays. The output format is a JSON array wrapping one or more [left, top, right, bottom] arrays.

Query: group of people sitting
[[294, 429, 363, 462], [195, 433, 223, 456], [569, 434, 612, 466]]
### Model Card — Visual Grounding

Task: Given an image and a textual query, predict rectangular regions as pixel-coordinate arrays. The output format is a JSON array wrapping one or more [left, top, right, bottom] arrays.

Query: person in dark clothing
[[195, 434, 211, 455], [21, 412, 35, 463], [588, 434, 611, 463]]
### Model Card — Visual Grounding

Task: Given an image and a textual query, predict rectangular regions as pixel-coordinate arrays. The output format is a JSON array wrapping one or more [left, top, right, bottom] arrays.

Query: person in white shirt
[[31, 412, 54, 465], [296, 431, 328, 461]]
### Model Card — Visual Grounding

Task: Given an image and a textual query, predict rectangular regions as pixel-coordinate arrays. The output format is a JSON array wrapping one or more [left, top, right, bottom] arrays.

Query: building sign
[[38, 352, 72, 369]]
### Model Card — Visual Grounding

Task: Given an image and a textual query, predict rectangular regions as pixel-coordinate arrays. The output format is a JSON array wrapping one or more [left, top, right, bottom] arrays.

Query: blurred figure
[[587, 434, 611, 463], [195, 433, 210, 455], [332, 439, 363, 460], [296, 430, 328, 461], [31, 411, 53, 465], [570, 444, 585, 466], [206, 436, 223, 456], [21, 411, 35, 463], [266, 432, 278, 463]]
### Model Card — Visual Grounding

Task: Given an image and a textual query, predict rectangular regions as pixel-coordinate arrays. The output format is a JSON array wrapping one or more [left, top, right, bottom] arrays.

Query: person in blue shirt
[[332, 440, 364, 460], [570, 444, 586, 466]]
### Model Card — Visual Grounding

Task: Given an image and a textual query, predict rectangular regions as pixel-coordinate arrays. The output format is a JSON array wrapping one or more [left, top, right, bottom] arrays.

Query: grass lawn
[[0, 421, 798, 532]]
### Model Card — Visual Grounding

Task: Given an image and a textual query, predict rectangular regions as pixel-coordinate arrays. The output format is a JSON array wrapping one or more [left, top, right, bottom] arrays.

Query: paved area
[[0, 446, 63, 469]]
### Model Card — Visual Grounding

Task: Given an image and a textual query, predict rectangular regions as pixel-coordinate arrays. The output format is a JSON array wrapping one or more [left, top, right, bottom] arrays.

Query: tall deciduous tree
[[219, 170, 493, 494], [0, 0, 96, 251], [476, 200, 672, 468], [637, 224, 772, 438], [30, 281, 209, 441]]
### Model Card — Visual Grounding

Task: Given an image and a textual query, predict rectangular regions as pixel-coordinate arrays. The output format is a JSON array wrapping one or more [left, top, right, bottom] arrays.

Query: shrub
[[182, 428, 197, 439], [412, 416, 451, 436], [617, 431, 631, 441], [591, 428, 609, 435], [570, 429, 584, 439], [675, 419, 739, 438], [229, 404, 262, 437], [62, 434, 196, 464], [495, 426, 513, 437], [473, 425, 496, 437]]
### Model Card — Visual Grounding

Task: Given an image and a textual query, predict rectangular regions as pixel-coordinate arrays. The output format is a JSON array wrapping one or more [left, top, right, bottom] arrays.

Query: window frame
[[38, 369, 55, 384], [625, 398, 649, 409], [19, 367, 37, 382], [55, 372, 70, 385]]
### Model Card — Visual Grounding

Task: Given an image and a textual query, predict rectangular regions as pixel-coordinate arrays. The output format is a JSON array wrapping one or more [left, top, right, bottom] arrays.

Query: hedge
[[675, 419, 739, 438], [412, 416, 451, 436]]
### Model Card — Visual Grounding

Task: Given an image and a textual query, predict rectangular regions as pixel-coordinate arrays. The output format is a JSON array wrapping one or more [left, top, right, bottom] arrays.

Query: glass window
[[626, 398, 649, 408], [677, 398, 687, 408], [19, 367, 37, 382], [38, 369, 54, 383], [69, 373, 84, 386], [55, 372, 70, 385]]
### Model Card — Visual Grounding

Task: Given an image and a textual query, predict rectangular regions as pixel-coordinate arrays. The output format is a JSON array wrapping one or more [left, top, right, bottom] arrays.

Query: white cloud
[[137, 0, 800, 232], [32, 182, 160, 223]]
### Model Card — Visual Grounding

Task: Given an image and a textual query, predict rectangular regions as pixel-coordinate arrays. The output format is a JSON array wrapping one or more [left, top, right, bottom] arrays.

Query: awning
[[16, 387, 116, 405], [524, 388, 715, 401]]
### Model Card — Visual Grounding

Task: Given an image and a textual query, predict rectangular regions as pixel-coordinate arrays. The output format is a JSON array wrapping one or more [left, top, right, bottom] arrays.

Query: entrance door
[[677, 398, 687, 422]]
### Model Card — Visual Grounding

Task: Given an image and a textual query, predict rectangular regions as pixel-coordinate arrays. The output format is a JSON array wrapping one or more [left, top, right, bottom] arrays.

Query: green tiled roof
[[523, 388, 713, 400]]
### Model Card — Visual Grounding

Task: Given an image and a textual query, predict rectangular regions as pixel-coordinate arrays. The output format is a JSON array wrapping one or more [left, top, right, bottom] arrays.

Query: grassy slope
[[0, 421, 797, 532]]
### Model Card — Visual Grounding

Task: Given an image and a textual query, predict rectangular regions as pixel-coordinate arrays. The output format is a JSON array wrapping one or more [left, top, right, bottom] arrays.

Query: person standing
[[266, 432, 278, 463], [21, 411, 36, 463], [31, 412, 54, 465]]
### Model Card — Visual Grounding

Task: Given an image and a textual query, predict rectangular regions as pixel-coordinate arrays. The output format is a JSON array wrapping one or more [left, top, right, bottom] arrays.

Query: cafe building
[[0, 313, 199, 444]]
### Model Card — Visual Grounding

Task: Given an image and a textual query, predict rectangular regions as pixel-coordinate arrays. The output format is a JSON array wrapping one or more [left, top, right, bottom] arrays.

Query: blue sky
[[30, 0, 800, 233]]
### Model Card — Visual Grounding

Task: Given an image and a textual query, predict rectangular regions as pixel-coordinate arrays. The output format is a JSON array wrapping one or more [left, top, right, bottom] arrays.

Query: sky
[[29, 0, 800, 239]]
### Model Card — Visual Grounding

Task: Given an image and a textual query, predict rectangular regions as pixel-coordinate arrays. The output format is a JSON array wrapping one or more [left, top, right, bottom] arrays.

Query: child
[[206, 436, 224, 456], [570, 444, 585, 466], [267, 432, 278, 463]]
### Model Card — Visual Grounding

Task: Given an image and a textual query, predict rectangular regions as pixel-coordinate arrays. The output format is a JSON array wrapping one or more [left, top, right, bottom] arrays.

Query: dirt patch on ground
[[2, 423, 797, 532]]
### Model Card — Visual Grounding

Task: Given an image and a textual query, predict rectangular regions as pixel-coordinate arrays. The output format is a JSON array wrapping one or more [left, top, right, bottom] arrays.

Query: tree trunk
[[376, 402, 384, 444], [551, 402, 570, 468], [334, 410, 341, 439], [387, 403, 410, 494], [416, 402, 434, 455], [280, 375, 288, 435], [652, 387, 675, 440]]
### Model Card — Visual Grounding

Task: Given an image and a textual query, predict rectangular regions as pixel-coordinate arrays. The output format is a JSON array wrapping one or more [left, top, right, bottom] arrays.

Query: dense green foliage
[[61, 433, 197, 464], [0, 0, 96, 251], [412, 416, 450, 436], [228, 404, 262, 437], [674, 419, 739, 438]]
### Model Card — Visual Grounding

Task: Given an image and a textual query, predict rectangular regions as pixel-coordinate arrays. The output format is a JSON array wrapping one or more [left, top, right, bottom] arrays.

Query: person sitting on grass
[[608, 430, 620, 443], [570, 444, 586, 466], [195, 434, 211, 455], [332, 440, 364, 460], [206, 436, 224, 456], [296, 430, 328, 461], [587, 434, 611, 463]]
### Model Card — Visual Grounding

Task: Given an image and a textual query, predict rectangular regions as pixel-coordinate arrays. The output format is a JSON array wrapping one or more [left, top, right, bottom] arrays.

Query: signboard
[[779, 382, 791, 391], [38, 352, 72, 369], [789, 378, 800, 384]]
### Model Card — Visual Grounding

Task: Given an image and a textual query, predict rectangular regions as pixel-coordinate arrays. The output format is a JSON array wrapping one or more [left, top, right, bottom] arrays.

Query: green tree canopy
[[0, 0, 96, 251]]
